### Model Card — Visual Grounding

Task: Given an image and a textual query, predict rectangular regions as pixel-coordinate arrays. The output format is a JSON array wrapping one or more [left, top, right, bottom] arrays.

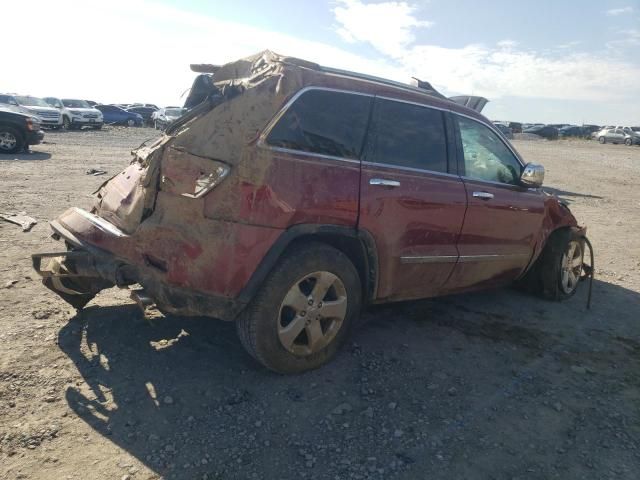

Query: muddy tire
[[0, 126, 24, 154], [521, 228, 584, 301], [236, 242, 362, 374]]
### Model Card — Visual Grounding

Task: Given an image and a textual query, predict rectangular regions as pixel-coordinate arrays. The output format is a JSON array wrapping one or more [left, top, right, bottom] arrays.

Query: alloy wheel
[[0, 131, 17, 151], [560, 240, 583, 294], [277, 271, 348, 356]]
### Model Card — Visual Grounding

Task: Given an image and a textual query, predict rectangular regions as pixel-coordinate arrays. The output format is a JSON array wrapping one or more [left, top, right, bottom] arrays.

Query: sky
[[3, 0, 639, 124]]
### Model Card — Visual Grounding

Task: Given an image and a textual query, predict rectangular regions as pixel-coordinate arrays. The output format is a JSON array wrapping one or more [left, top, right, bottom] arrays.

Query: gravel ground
[[1, 128, 639, 480]]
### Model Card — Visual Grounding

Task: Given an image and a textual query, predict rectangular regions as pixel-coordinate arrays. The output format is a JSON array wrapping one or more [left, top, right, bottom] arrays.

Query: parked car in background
[[130, 103, 159, 109], [33, 51, 590, 373], [621, 126, 640, 144], [95, 105, 143, 126], [152, 107, 186, 130], [507, 121, 523, 133], [523, 124, 559, 140], [43, 98, 104, 130], [126, 106, 157, 126], [493, 122, 514, 139], [558, 126, 584, 138], [596, 127, 638, 145], [0, 107, 44, 154], [0, 94, 62, 129]]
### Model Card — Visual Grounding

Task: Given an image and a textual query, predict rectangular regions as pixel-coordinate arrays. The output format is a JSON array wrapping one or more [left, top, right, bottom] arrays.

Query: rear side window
[[266, 89, 372, 159], [368, 98, 448, 173]]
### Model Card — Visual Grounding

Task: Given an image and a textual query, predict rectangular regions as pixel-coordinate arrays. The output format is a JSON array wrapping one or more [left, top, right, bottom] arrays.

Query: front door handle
[[370, 178, 401, 187], [472, 191, 494, 200]]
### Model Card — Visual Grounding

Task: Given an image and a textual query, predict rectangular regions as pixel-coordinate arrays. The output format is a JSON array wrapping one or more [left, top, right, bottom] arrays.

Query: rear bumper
[[32, 209, 246, 320]]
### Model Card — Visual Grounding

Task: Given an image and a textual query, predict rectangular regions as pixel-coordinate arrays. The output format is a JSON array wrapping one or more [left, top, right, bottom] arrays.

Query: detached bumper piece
[[32, 250, 114, 310]]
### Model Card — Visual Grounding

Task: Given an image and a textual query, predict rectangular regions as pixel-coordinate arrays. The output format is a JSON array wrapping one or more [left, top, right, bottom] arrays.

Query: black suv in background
[[0, 108, 44, 153]]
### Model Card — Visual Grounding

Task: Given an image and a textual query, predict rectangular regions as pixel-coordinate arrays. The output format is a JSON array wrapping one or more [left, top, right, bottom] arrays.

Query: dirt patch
[[1, 130, 639, 479]]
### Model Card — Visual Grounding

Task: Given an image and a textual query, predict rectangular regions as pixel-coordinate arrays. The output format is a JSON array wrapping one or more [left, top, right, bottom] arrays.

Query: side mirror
[[521, 163, 545, 188]]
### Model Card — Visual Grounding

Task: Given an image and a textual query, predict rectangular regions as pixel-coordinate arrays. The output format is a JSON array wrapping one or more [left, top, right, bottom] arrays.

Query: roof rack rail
[[319, 66, 447, 100]]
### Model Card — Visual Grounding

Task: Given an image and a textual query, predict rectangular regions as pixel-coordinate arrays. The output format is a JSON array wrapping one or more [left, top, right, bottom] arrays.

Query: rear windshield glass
[[266, 89, 372, 159]]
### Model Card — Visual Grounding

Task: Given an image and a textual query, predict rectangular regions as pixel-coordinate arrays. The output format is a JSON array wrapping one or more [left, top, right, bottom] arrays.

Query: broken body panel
[[33, 50, 585, 319]]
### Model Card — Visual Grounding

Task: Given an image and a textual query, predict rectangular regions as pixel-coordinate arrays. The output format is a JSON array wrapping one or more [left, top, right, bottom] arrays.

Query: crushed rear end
[[32, 50, 310, 317]]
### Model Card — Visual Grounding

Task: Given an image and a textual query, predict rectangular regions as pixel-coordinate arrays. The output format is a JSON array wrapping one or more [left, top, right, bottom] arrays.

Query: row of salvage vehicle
[[0, 94, 186, 132], [492, 121, 640, 144]]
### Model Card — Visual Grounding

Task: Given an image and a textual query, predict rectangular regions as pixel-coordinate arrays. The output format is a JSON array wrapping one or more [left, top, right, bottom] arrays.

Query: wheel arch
[[236, 224, 378, 308]]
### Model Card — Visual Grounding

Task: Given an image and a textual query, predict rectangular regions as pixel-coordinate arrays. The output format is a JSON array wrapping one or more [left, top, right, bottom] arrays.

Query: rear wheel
[[236, 242, 362, 373], [127, 119, 136, 127], [598, 136, 605, 144], [0, 126, 23, 154]]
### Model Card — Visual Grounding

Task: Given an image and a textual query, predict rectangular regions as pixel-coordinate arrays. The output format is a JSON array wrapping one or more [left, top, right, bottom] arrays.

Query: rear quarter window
[[266, 89, 372, 160]]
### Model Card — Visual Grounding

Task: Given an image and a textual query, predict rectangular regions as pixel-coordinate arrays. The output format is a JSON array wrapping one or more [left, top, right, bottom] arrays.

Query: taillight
[[180, 160, 230, 198]]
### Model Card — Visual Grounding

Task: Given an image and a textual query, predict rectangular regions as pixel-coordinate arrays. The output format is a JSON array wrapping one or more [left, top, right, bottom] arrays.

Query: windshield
[[62, 99, 91, 108], [165, 108, 185, 117], [15, 96, 51, 107]]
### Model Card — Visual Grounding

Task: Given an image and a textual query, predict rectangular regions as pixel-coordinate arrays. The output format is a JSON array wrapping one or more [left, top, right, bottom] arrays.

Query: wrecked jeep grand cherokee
[[33, 51, 592, 373]]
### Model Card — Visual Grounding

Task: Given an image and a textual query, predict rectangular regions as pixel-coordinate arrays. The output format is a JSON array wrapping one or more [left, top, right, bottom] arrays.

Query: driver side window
[[457, 116, 522, 185]]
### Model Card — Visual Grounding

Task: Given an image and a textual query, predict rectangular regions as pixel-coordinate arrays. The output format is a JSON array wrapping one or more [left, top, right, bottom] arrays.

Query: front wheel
[[0, 126, 24, 154], [127, 119, 136, 127], [625, 138, 632, 146], [598, 136, 605, 144], [522, 229, 584, 301], [236, 242, 362, 373]]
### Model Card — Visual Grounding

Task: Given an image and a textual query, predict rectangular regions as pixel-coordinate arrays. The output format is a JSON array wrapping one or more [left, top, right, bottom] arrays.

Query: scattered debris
[[3, 280, 18, 289], [0, 212, 37, 232], [86, 168, 108, 176]]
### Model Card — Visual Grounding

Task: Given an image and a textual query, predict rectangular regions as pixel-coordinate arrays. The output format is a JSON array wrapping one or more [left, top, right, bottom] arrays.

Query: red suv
[[33, 51, 588, 373]]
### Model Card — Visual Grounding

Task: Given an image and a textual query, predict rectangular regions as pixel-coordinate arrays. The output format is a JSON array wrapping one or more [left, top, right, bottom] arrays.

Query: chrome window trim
[[400, 253, 529, 264], [261, 145, 361, 165], [362, 161, 460, 180], [375, 95, 449, 113]]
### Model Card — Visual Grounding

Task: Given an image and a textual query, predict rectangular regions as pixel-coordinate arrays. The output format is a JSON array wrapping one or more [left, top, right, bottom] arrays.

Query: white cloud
[[2, 0, 639, 124], [330, 3, 640, 103], [607, 29, 640, 48], [2, 0, 403, 106], [333, 0, 432, 57], [606, 6, 633, 15]]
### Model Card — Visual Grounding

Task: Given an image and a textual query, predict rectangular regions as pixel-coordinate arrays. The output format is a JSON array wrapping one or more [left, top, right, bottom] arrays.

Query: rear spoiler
[[448, 95, 489, 113]]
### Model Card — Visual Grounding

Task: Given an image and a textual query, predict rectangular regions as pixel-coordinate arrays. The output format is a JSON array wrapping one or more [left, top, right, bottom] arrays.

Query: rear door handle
[[370, 178, 401, 188], [472, 191, 494, 200]]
